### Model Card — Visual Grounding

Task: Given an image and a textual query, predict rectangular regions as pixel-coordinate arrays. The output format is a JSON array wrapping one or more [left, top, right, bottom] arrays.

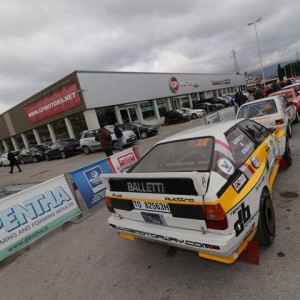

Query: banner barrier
[[204, 107, 236, 124], [0, 175, 81, 261], [70, 146, 139, 209]]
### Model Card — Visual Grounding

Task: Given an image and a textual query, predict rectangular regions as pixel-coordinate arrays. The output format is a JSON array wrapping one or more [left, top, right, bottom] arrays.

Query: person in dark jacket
[[114, 122, 124, 150], [7, 149, 22, 173], [95, 123, 113, 157]]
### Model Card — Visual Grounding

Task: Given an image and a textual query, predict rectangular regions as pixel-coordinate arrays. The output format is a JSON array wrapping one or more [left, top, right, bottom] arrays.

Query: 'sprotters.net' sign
[[24, 82, 82, 124]]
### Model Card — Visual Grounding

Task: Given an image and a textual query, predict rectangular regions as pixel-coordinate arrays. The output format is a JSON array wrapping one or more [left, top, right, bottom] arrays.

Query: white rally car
[[101, 119, 291, 264]]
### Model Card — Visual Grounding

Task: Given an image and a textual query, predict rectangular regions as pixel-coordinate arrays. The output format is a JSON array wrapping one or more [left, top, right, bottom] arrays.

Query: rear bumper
[[108, 215, 241, 262]]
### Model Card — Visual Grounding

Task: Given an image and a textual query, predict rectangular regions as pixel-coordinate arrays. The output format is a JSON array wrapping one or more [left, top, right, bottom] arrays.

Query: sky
[[0, 0, 299, 114]]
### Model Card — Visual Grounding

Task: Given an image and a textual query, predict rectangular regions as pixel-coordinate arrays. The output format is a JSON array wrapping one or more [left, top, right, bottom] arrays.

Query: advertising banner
[[24, 82, 82, 124], [71, 159, 113, 209], [70, 147, 140, 209], [0, 175, 81, 261]]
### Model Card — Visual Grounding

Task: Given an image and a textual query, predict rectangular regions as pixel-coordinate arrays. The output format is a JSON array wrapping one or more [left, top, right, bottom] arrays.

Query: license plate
[[132, 200, 170, 212], [141, 212, 166, 225]]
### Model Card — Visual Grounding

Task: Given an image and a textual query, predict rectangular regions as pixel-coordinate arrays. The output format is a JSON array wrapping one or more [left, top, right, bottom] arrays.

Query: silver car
[[80, 125, 137, 154]]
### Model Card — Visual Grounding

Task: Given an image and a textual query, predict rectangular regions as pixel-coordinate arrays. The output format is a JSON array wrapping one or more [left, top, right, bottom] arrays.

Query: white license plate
[[132, 201, 170, 212]]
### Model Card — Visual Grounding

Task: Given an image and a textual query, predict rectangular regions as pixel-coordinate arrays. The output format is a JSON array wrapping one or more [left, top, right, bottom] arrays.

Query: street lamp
[[248, 17, 266, 88], [278, 48, 287, 79]]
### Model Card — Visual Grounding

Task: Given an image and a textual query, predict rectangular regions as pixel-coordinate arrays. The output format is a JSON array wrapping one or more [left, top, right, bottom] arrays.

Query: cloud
[[0, 0, 299, 114]]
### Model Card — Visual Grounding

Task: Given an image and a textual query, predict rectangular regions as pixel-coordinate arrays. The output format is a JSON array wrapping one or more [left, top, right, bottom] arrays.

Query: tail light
[[106, 197, 116, 213], [275, 119, 284, 125], [204, 204, 228, 230]]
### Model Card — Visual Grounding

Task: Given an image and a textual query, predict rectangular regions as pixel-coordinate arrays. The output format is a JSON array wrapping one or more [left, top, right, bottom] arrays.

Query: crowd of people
[[230, 77, 298, 108]]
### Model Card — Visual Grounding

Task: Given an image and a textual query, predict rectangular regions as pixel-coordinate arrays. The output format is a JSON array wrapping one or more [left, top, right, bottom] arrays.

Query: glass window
[[239, 120, 268, 144], [69, 112, 88, 139], [96, 106, 117, 125], [36, 125, 51, 144], [25, 130, 37, 146], [141, 101, 155, 121], [181, 96, 190, 108], [131, 138, 213, 173], [237, 99, 278, 119], [226, 127, 256, 167], [14, 134, 25, 149], [51, 119, 69, 140]]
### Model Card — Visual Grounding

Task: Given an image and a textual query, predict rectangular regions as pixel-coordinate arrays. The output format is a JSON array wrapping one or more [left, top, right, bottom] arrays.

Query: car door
[[85, 130, 100, 151]]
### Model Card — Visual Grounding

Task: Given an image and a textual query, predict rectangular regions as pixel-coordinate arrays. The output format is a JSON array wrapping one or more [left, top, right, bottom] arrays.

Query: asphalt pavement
[[0, 117, 300, 300]]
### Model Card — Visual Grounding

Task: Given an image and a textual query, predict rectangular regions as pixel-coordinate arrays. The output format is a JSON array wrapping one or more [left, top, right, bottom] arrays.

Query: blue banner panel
[[70, 158, 113, 208]]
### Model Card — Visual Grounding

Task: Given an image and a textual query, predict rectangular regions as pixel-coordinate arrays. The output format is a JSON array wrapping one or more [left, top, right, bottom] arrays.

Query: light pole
[[278, 48, 287, 79], [248, 17, 266, 88]]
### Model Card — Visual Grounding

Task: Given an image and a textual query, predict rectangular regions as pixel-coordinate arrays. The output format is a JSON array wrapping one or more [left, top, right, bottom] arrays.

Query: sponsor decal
[[232, 173, 248, 192], [211, 79, 231, 85], [250, 157, 260, 169], [83, 166, 105, 193], [164, 197, 194, 202], [233, 203, 251, 237], [111, 225, 220, 250], [127, 182, 165, 193], [170, 77, 179, 93], [217, 158, 234, 175]]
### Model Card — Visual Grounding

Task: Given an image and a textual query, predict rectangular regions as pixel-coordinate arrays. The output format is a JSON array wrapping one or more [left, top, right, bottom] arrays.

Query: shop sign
[[169, 76, 200, 93], [211, 79, 231, 85], [24, 82, 82, 124]]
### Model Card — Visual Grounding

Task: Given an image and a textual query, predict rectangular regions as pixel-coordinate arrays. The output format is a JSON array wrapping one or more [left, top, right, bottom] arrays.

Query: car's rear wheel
[[255, 188, 275, 246], [191, 113, 197, 119], [82, 146, 91, 155], [32, 156, 38, 163], [140, 131, 148, 139], [293, 111, 299, 124], [283, 137, 292, 167], [112, 141, 119, 150]]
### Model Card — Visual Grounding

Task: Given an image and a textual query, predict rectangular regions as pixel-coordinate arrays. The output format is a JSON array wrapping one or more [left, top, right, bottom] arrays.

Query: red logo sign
[[170, 77, 179, 93], [24, 82, 82, 124]]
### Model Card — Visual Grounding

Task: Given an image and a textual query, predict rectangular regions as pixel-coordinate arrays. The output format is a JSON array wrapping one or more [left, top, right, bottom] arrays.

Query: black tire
[[191, 113, 197, 119], [293, 111, 299, 124], [255, 189, 275, 246], [32, 156, 38, 163], [45, 154, 50, 161], [287, 122, 292, 138], [112, 141, 119, 150], [283, 137, 292, 167], [140, 131, 148, 139], [0, 162, 4, 167], [60, 151, 67, 159], [82, 146, 91, 155]]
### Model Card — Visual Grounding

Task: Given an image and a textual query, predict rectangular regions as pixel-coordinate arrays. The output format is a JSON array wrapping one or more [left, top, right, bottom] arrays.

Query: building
[[0, 70, 246, 153]]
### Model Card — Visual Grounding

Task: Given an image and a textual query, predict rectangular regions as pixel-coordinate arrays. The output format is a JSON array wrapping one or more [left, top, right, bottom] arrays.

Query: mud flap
[[238, 240, 259, 265]]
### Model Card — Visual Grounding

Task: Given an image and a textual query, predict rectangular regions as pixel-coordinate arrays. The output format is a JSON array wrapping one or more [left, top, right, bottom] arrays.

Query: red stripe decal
[[244, 163, 255, 174], [215, 139, 231, 151]]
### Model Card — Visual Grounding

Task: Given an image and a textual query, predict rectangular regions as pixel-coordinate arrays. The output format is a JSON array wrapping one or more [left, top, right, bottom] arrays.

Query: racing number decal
[[234, 203, 251, 237]]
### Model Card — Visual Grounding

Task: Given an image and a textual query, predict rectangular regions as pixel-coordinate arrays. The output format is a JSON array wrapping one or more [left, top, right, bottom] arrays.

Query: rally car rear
[[101, 120, 287, 264]]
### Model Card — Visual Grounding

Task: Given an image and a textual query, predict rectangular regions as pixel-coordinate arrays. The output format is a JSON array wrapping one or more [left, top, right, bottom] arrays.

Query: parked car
[[101, 119, 290, 264], [80, 126, 137, 155], [44, 139, 81, 160], [119, 122, 158, 139], [269, 88, 300, 112], [18, 146, 46, 164], [236, 95, 299, 138], [178, 108, 205, 119], [192, 101, 215, 112], [0, 152, 19, 167], [164, 110, 190, 125]]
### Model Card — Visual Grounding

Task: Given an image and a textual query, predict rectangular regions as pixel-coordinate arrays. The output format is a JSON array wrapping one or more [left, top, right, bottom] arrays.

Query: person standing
[[7, 149, 22, 173], [95, 123, 113, 157], [114, 122, 123, 151]]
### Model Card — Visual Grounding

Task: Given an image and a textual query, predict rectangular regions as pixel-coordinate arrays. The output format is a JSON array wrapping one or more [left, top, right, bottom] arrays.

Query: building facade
[[0, 70, 246, 153]]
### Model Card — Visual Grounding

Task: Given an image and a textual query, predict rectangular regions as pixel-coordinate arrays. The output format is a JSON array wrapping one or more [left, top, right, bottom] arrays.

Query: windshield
[[274, 91, 293, 99], [130, 137, 213, 173], [237, 99, 278, 118], [130, 122, 143, 127]]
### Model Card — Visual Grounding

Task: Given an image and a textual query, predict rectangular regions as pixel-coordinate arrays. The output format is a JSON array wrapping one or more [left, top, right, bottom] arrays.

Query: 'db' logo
[[170, 77, 179, 93], [234, 203, 251, 237]]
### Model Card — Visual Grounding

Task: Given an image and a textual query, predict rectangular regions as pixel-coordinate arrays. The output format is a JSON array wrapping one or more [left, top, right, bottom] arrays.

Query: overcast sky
[[0, 0, 299, 114]]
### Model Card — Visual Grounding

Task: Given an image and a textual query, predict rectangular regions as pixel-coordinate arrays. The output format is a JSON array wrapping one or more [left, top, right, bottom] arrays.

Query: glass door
[[120, 106, 138, 123], [171, 97, 181, 109]]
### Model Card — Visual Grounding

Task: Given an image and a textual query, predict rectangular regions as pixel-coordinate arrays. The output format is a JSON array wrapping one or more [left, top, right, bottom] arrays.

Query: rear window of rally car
[[237, 99, 278, 119], [130, 137, 213, 173]]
